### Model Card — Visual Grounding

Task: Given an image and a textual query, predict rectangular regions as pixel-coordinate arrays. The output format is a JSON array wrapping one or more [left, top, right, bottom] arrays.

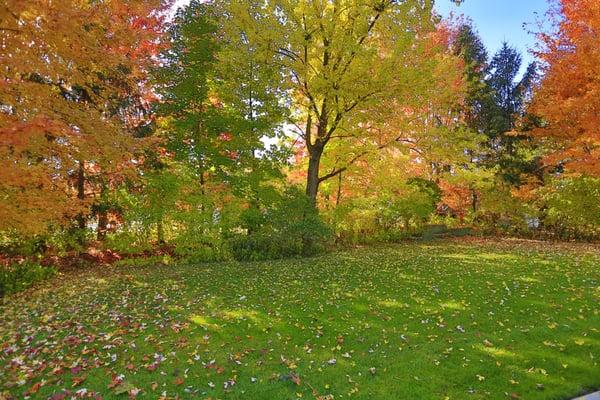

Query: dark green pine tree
[[454, 26, 539, 186], [486, 43, 539, 185], [453, 23, 494, 138]]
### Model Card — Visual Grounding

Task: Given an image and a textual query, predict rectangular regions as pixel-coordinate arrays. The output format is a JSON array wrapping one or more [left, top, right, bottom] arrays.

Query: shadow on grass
[[0, 242, 598, 399]]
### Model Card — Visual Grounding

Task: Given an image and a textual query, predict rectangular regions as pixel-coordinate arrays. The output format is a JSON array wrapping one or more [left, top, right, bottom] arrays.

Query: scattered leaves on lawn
[[0, 239, 598, 399]]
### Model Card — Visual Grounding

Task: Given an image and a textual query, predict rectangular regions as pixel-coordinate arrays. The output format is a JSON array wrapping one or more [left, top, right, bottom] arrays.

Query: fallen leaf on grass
[[72, 375, 87, 387], [114, 382, 137, 395]]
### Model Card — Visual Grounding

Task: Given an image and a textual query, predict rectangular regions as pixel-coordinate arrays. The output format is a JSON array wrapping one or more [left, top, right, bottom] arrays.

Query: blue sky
[[435, 0, 550, 70]]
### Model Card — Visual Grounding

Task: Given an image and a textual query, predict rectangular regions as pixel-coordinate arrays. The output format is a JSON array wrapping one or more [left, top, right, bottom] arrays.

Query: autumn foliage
[[531, 0, 600, 175], [0, 0, 168, 234], [1, 0, 600, 256]]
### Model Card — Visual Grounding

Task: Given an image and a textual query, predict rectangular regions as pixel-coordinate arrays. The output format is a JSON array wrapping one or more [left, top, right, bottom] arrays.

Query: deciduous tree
[[531, 0, 600, 176], [221, 0, 464, 206], [0, 0, 167, 235], [154, 0, 286, 207]]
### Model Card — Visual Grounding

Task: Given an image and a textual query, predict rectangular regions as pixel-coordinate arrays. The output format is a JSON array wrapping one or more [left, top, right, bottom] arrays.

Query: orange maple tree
[[531, 0, 600, 175], [0, 1, 168, 235]]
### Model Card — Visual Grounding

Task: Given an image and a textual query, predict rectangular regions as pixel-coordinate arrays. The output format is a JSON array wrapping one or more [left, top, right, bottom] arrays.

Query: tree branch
[[276, 48, 302, 63], [0, 27, 20, 33], [319, 122, 423, 184], [318, 149, 368, 183]]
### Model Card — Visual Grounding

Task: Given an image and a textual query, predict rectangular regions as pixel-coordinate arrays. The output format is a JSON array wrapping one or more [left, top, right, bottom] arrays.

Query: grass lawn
[[1, 239, 598, 399]]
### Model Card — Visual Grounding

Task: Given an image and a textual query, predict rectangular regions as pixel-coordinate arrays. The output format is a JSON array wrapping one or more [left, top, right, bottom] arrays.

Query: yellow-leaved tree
[[219, 0, 466, 206]]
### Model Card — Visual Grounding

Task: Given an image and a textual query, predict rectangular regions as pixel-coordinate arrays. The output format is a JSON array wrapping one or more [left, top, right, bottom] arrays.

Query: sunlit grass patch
[[0, 240, 598, 399]]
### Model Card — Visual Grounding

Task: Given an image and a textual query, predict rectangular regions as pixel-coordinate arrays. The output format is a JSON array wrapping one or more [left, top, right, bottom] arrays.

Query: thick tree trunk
[[306, 145, 323, 206], [303, 145, 322, 253]]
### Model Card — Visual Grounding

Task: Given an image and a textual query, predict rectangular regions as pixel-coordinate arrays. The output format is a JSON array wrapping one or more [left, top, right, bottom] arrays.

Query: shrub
[[229, 186, 332, 261], [539, 176, 600, 240], [0, 232, 50, 257], [474, 184, 535, 237], [228, 233, 300, 261], [46, 228, 89, 254], [105, 231, 154, 256], [0, 262, 56, 297], [331, 181, 440, 244], [172, 230, 229, 263]]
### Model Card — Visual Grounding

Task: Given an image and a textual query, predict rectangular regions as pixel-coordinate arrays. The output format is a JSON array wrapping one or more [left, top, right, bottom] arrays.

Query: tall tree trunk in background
[[76, 160, 86, 230], [96, 184, 109, 241], [97, 208, 108, 241], [431, 162, 441, 185], [199, 168, 205, 213], [336, 172, 343, 207], [471, 187, 479, 213]]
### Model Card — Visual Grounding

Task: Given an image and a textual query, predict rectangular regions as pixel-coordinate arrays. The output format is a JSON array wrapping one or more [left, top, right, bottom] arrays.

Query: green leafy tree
[[154, 0, 285, 205], [538, 176, 600, 240], [453, 23, 493, 137]]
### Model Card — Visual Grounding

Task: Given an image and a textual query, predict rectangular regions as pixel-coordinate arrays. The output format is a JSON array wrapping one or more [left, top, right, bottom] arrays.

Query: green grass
[[1, 240, 598, 399]]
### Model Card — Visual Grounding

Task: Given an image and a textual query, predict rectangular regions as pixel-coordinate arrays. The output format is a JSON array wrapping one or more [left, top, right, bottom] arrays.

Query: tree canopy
[[531, 0, 600, 176], [1, 0, 599, 251]]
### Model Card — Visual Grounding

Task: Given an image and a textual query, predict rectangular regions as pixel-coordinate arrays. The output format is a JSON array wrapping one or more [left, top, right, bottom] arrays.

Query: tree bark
[[471, 188, 479, 213], [306, 144, 323, 206], [335, 172, 343, 207], [199, 168, 205, 212], [97, 209, 108, 241]]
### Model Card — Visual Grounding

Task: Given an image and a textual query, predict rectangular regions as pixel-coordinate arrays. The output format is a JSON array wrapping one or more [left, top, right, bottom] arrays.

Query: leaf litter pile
[[1, 240, 598, 399]]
